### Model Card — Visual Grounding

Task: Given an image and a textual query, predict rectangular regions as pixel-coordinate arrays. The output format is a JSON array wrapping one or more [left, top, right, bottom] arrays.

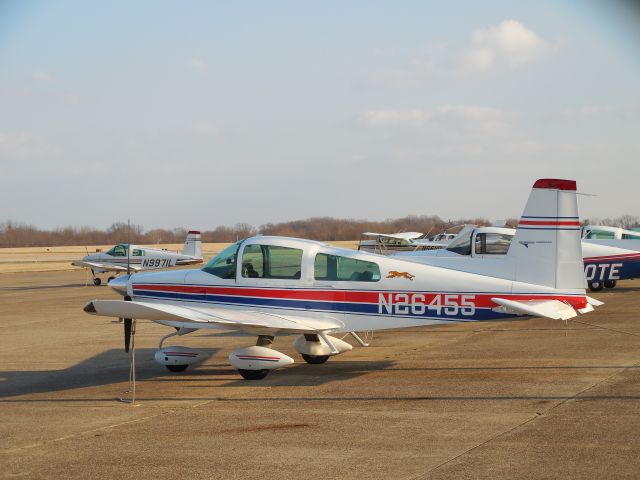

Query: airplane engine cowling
[[293, 335, 352, 356], [229, 346, 294, 371], [154, 346, 207, 367]]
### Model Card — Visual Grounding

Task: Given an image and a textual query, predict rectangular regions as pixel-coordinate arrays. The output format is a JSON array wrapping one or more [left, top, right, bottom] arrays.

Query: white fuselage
[[124, 236, 588, 334]]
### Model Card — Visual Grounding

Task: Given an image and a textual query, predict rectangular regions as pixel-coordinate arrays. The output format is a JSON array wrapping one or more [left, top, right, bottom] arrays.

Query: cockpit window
[[132, 249, 144, 257], [107, 245, 128, 257], [475, 233, 512, 255], [202, 242, 240, 279], [314, 254, 380, 282], [241, 244, 303, 279], [446, 230, 472, 256]]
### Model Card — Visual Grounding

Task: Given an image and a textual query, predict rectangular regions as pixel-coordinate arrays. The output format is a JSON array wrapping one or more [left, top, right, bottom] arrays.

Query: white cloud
[[363, 109, 431, 128], [32, 71, 53, 83], [364, 21, 549, 89], [363, 105, 509, 132], [193, 123, 219, 137], [463, 20, 547, 70], [190, 57, 206, 71], [0, 131, 36, 158]]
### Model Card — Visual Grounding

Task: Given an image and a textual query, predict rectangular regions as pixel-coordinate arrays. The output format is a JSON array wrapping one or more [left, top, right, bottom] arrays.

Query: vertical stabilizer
[[508, 179, 584, 289], [182, 230, 202, 259]]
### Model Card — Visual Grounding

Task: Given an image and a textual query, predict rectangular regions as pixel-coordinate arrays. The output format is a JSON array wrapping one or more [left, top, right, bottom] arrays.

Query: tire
[[238, 369, 269, 380], [588, 281, 604, 292], [301, 353, 330, 364], [166, 364, 189, 372], [604, 280, 617, 289], [107, 276, 116, 283], [93, 278, 102, 286]]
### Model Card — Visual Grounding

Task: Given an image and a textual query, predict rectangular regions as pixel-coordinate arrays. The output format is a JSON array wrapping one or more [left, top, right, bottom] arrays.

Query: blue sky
[[1, 1, 639, 230]]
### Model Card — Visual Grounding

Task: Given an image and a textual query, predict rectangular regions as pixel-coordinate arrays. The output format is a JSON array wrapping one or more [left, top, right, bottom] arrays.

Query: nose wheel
[[93, 277, 102, 286]]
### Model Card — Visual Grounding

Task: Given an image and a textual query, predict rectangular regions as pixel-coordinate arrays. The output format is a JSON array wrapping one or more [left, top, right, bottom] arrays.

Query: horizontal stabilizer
[[84, 300, 343, 333], [491, 297, 578, 320], [587, 296, 605, 307]]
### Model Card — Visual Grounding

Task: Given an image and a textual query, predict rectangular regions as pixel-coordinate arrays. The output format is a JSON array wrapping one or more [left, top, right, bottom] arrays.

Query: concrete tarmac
[[1, 270, 639, 479]]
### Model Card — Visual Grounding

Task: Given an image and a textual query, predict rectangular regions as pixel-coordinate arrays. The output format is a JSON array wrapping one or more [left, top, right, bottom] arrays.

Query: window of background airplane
[[475, 233, 512, 255], [202, 241, 240, 279], [241, 245, 302, 279], [585, 230, 615, 239], [132, 249, 144, 256], [314, 253, 380, 281]]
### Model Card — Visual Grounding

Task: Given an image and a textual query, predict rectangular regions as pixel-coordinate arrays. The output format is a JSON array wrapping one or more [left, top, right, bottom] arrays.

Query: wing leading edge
[[72, 261, 142, 272], [84, 299, 344, 334]]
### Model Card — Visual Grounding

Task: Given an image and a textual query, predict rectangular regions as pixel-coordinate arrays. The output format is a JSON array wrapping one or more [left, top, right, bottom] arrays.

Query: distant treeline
[[1, 214, 638, 248]]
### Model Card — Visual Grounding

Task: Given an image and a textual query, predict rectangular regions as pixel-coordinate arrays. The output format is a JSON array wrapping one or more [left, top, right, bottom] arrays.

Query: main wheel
[[166, 364, 189, 372], [107, 276, 116, 283], [238, 369, 269, 380], [604, 280, 617, 289], [93, 277, 102, 286], [588, 281, 604, 292], [301, 353, 330, 364]]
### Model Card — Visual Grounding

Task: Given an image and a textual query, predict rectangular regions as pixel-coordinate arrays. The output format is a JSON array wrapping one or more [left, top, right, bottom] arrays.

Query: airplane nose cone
[[108, 275, 130, 296]]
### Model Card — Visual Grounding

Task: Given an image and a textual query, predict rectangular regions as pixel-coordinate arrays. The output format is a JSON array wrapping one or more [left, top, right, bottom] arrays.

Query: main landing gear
[[588, 280, 617, 292], [90, 269, 117, 286]]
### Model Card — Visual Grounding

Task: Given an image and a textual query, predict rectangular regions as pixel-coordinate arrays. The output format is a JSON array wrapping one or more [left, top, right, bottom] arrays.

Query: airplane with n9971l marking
[[72, 230, 203, 285], [83, 179, 601, 380]]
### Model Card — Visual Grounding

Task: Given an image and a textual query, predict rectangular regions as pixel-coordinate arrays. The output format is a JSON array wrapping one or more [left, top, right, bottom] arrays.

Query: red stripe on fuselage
[[584, 253, 640, 262], [132, 284, 588, 310], [518, 220, 580, 226]]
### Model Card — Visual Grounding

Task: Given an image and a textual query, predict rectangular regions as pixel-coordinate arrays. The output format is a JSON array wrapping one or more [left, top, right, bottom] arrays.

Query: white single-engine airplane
[[84, 179, 600, 380], [72, 231, 203, 285]]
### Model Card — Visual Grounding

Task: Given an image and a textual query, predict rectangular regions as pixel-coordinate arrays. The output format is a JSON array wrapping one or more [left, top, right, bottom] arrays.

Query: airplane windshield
[[106, 244, 128, 257], [202, 242, 240, 279], [446, 230, 472, 255]]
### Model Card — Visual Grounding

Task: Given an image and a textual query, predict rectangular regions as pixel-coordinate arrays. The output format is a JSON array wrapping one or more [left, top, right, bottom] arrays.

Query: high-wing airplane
[[72, 230, 203, 285], [396, 222, 640, 292], [357, 227, 473, 254], [84, 179, 600, 380]]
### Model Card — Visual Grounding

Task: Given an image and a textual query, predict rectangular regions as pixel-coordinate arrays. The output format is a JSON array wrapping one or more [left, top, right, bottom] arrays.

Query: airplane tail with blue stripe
[[508, 179, 585, 290]]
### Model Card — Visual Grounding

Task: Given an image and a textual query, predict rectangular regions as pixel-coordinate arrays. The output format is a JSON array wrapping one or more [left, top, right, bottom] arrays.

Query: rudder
[[182, 230, 202, 259], [508, 179, 584, 290]]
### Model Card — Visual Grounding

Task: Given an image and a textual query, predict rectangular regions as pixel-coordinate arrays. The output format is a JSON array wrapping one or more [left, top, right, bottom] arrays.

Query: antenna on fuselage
[[127, 218, 131, 276]]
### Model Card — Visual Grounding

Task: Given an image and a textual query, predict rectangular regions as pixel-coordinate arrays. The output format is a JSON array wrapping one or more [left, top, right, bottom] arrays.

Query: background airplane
[[357, 226, 472, 254], [396, 224, 640, 292], [84, 179, 599, 381], [72, 230, 203, 285]]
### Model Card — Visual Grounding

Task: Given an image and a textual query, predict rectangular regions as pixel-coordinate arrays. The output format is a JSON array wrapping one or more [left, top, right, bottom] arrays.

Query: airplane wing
[[84, 299, 343, 334], [362, 232, 423, 240], [491, 297, 579, 320], [72, 260, 143, 272]]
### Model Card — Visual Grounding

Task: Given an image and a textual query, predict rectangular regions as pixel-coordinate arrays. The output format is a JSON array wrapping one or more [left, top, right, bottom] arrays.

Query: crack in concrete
[[408, 359, 640, 480]]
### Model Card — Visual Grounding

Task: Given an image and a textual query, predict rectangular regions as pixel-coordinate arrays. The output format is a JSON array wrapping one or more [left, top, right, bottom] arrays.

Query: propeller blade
[[124, 318, 132, 352]]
